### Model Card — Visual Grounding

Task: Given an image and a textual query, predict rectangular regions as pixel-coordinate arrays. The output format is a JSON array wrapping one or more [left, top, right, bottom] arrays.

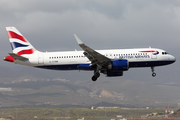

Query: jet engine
[[108, 59, 129, 71]]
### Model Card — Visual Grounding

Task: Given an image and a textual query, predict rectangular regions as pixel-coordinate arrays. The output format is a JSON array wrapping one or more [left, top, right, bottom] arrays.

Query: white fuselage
[[15, 48, 175, 70]]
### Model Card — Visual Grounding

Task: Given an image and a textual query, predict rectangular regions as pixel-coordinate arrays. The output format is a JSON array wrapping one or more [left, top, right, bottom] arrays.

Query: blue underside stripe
[[36, 61, 175, 70]]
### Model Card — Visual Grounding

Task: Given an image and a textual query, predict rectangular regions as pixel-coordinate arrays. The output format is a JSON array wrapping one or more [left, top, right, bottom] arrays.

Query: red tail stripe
[[7, 31, 27, 43], [17, 49, 34, 55]]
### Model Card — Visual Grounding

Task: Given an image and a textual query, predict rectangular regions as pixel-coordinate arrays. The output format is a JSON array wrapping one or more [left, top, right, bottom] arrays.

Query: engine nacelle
[[108, 59, 129, 71], [107, 71, 123, 77]]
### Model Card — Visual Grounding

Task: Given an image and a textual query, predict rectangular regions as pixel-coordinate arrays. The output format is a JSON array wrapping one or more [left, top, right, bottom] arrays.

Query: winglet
[[74, 34, 83, 45]]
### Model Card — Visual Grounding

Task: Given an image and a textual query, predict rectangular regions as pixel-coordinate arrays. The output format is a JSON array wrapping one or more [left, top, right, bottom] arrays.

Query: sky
[[0, 0, 179, 83]]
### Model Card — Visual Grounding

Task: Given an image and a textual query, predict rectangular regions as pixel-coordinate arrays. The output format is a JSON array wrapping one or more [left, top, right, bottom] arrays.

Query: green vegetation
[[0, 107, 167, 120]]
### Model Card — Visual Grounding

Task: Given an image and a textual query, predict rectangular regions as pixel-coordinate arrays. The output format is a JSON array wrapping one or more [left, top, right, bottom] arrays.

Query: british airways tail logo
[[7, 30, 35, 56]]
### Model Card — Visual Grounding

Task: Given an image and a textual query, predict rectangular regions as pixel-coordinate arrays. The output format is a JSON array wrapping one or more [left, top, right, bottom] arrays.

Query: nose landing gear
[[151, 67, 156, 77], [152, 72, 156, 77]]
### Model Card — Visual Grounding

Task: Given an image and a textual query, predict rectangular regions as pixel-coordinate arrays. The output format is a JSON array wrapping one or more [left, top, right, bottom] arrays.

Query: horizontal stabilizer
[[8, 53, 28, 61]]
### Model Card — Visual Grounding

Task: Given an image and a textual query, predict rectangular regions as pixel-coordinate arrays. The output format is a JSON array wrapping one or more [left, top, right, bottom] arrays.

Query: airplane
[[4, 27, 176, 81]]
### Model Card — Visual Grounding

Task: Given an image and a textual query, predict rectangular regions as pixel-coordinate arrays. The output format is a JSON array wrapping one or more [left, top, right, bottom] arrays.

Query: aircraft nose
[[170, 55, 176, 63]]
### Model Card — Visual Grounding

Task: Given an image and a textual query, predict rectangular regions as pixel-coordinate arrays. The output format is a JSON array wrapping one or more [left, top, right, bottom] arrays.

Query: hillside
[[0, 76, 180, 108]]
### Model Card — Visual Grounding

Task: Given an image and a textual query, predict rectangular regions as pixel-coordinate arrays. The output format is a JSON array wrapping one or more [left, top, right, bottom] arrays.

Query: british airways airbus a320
[[4, 27, 176, 81]]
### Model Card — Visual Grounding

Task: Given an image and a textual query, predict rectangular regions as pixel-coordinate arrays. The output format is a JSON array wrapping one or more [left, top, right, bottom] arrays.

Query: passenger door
[[38, 53, 44, 64]]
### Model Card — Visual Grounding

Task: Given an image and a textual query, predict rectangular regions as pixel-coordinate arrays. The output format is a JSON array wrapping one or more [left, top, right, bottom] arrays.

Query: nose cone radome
[[170, 55, 176, 63]]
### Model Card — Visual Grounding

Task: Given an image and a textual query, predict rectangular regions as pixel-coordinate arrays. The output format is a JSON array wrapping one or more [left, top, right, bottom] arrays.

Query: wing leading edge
[[74, 34, 111, 67]]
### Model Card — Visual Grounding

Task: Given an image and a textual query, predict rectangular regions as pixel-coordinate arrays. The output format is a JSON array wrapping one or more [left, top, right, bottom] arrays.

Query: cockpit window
[[162, 52, 169, 55]]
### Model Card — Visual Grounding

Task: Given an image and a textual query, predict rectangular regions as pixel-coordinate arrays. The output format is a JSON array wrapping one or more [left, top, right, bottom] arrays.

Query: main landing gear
[[92, 65, 101, 81], [151, 66, 156, 77], [92, 72, 100, 81]]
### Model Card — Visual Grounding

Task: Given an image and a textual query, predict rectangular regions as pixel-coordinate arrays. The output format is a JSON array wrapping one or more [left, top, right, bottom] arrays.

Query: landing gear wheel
[[92, 65, 101, 81], [92, 76, 97, 81], [152, 73, 156, 77], [92, 72, 100, 81], [151, 67, 156, 77]]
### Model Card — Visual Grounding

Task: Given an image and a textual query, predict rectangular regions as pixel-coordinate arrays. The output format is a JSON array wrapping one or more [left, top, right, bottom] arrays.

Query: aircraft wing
[[74, 34, 111, 67], [9, 53, 28, 61]]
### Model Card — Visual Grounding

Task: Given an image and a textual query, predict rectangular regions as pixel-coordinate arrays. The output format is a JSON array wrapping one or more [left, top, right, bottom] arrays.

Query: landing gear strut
[[92, 65, 101, 81], [151, 67, 156, 77]]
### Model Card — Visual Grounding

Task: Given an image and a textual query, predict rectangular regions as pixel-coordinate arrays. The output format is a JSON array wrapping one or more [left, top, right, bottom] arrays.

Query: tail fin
[[6, 27, 36, 56]]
